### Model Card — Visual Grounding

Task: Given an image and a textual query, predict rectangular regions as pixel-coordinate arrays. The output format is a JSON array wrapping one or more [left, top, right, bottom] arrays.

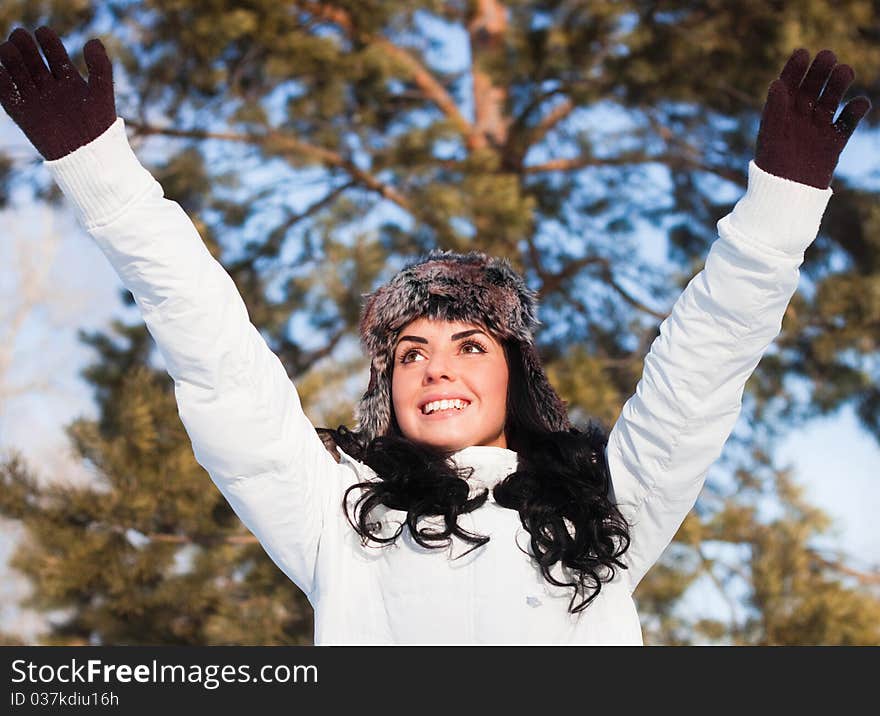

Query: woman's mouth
[[420, 399, 471, 418]]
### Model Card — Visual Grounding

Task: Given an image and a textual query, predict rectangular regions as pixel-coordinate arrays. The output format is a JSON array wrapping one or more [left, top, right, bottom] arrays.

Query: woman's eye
[[461, 340, 487, 353], [398, 340, 486, 364]]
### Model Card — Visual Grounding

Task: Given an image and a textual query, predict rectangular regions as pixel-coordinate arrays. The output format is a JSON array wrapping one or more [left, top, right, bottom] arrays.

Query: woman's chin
[[420, 435, 468, 452], [410, 427, 471, 452]]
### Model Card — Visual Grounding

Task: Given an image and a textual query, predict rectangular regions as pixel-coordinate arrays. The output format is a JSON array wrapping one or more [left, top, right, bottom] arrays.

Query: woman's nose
[[423, 353, 456, 382]]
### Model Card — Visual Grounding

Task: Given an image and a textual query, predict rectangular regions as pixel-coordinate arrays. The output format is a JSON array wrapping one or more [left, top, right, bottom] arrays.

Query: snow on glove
[[755, 48, 872, 190], [0, 26, 116, 160]]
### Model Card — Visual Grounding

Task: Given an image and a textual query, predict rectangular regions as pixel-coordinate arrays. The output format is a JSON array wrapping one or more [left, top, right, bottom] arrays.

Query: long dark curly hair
[[326, 339, 632, 614]]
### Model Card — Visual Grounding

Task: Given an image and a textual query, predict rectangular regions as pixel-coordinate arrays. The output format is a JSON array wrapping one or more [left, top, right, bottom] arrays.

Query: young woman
[[0, 27, 871, 644]]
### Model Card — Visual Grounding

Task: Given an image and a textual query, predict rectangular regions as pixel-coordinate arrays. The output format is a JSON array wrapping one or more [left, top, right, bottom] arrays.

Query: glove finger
[[765, 78, 790, 111], [833, 96, 872, 140], [34, 26, 78, 82], [759, 79, 790, 136], [0, 40, 37, 97], [796, 49, 836, 114], [814, 64, 854, 125], [778, 48, 810, 92], [0, 65, 25, 117], [83, 38, 113, 96], [8, 28, 52, 88]]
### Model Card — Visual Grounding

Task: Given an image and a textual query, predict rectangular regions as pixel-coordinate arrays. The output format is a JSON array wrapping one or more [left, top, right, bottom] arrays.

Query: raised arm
[[605, 48, 872, 591], [0, 27, 348, 598]]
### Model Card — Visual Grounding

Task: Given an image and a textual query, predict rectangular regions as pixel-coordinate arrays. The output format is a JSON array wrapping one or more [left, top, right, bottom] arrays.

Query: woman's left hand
[[755, 48, 872, 189]]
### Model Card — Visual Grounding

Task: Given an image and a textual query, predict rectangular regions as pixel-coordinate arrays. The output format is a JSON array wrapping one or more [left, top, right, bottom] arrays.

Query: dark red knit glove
[[0, 26, 116, 160], [755, 48, 872, 189]]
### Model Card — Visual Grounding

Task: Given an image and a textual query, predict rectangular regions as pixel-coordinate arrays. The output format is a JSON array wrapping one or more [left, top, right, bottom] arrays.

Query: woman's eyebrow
[[396, 329, 487, 347], [451, 329, 487, 340]]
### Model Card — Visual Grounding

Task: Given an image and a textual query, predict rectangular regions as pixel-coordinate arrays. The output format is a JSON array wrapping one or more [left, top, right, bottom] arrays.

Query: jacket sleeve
[[605, 160, 833, 592], [44, 118, 348, 599]]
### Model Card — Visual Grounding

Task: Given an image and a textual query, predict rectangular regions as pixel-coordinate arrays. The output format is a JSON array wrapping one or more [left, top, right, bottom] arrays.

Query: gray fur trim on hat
[[353, 249, 571, 442]]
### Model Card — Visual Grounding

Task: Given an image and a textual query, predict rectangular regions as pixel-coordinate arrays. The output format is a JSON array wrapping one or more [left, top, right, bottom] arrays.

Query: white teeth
[[422, 399, 470, 415]]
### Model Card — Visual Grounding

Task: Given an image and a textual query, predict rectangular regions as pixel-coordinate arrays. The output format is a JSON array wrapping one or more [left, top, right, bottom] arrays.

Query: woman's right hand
[[0, 26, 116, 160]]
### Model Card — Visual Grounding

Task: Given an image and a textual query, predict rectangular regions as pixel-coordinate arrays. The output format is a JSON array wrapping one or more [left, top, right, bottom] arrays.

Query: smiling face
[[390, 317, 509, 452]]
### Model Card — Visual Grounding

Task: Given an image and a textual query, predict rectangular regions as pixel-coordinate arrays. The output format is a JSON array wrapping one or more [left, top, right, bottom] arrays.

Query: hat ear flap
[[519, 342, 571, 433], [354, 363, 393, 439]]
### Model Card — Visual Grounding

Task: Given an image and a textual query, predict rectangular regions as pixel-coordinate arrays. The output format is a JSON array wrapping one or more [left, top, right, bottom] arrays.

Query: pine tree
[[1, 0, 878, 644]]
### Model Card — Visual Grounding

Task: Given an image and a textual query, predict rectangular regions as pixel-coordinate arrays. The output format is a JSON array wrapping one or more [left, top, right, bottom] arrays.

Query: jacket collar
[[449, 445, 519, 498], [340, 443, 519, 500]]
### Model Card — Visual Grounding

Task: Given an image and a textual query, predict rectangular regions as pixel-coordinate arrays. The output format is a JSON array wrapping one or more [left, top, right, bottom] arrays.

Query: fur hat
[[353, 249, 572, 442]]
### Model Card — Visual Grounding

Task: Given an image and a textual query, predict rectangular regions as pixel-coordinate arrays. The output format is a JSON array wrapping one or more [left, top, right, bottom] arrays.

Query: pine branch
[[644, 110, 747, 186], [96, 523, 259, 546], [379, 42, 476, 145], [145, 533, 258, 545], [527, 97, 574, 147], [525, 148, 746, 188], [301, 327, 348, 368], [467, 0, 511, 150], [297, 1, 476, 144], [812, 549, 880, 586], [524, 151, 662, 173], [275, 326, 349, 377], [510, 34, 618, 160], [602, 264, 669, 321], [124, 119, 414, 213], [697, 544, 742, 634], [538, 254, 608, 295], [236, 181, 356, 264], [512, 86, 567, 135], [544, 252, 667, 321]]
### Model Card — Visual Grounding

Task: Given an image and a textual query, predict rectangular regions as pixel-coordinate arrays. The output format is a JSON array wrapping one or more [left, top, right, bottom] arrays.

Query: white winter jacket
[[46, 118, 833, 645]]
